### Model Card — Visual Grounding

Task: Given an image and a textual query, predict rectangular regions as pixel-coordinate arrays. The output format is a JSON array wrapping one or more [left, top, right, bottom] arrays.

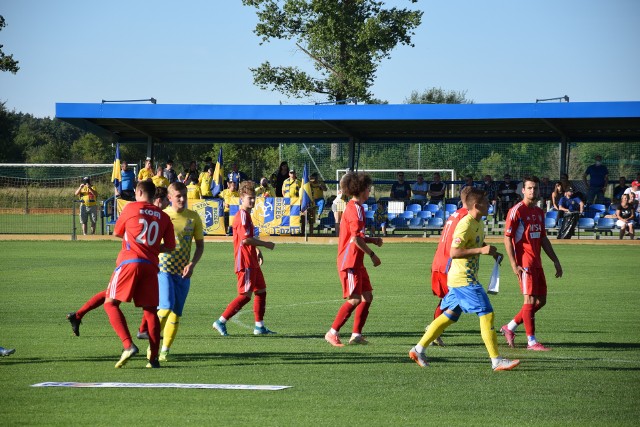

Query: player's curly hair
[[340, 171, 372, 198], [239, 180, 256, 196]]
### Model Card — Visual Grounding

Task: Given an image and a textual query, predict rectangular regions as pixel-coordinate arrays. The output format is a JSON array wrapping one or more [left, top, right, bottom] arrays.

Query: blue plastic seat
[[425, 217, 444, 228], [406, 203, 422, 212], [400, 211, 415, 219], [445, 203, 457, 213], [416, 210, 432, 219], [544, 217, 557, 229], [408, 218, 425, 229], [423, 204, 440, 213], [546, 210, 559, 220]]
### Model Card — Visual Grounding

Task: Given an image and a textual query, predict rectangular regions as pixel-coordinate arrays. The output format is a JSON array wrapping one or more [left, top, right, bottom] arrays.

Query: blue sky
[[1, 0, 638, 118]]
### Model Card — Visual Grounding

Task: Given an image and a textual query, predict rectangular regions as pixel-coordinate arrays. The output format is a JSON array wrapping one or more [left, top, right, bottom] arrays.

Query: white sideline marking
[[32, 382, 291, 390]]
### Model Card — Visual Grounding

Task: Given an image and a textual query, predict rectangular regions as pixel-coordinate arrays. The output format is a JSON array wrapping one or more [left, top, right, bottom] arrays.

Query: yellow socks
[[479, 312, 499, 359], [162, 312, 180, 349], [418, 314, 456, 349]]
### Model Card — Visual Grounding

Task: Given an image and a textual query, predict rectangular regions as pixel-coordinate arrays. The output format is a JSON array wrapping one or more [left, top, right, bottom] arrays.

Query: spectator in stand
[[460, 175, 478, 194], [558, 187, 584, 215], [137, 158, 154, 182], [390, 172, 411, 201], [550, 181, 564, 211], [612, 177, 628, 204], [497, 173, 518, 221], [538, 176, 554, 211], [183, 161, 199, 184], [623, 180, 640, 206], [75, 176, 98, 235], [310, 172, 328, 216], [202, 157, 214, 172], [411, 174, 428, 204], [282, 169, 302, 201], [227, 163, 248, 185], [186, 176, 201, 200], [119, 160, 136, 201], [482, 175, 499, 214], [331, 185, 349, 235], [255, 177, 272, 197], [271, 161, 290, 197], [615, 194, 635, 240], [163, 159, 178, 184], [428, 172, 446, 205], [221, 181, 239, 235], [152, 165, 169, 189], [199, 165, 214, 198], [583, 154, 609, 205]]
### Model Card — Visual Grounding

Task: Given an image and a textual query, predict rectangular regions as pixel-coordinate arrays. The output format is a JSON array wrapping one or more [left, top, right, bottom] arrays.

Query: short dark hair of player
[[239, 180, 256, 196], [168, 181, 187, 194], [465, 187, 487, 209], [136, 180, 156, 199], [522, 175, 540, 185], [153, 186, 168, 202], [340, 172, 372, 198]]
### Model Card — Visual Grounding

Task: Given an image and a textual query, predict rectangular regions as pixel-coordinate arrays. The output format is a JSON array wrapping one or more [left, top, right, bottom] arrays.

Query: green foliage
[[405, 87, 473, 104], [243, 0, 423, 102], [1, 241, 639, 425], [0, 15, 20, 74]]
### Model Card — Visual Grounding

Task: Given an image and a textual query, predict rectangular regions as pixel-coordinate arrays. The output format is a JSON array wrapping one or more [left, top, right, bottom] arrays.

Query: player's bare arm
[[450, 244, 496, 259], [243, 237, 275, 250], [182, 239, 204, 279], [352, 235, 381, 267], [364, 236, 383, 247], [541, 236, 563, 278], [503, 234, 523, 276]]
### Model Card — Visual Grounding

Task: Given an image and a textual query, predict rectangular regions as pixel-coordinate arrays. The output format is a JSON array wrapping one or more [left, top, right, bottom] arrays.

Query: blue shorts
[[440, 284, 493, 316], [158, 272, 191, 316]]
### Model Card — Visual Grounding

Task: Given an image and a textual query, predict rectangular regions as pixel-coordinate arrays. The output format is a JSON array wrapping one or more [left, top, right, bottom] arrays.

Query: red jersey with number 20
[[114, 201, 175, 267], [337, 199, 366, 271], [431, 208, 468, 274], [504, 201, 546, 268]]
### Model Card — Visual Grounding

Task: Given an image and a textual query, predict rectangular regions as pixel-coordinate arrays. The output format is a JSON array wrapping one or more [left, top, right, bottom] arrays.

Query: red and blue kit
[[107, 202, 175, 306], [337, 199, 371, 298], [233, 209, 265, 292]]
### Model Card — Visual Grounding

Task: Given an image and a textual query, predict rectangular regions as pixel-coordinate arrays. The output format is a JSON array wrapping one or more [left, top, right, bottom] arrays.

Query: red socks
[[521, 303, 535, 337], [253, 292, 266, 322], [104, 301, 132, 349], [221, 295, 251, 320], [143, 307, 160, 360], [331, 302, 357, 332], [353, 301, 371, 334], [76, 291, 106, 320]]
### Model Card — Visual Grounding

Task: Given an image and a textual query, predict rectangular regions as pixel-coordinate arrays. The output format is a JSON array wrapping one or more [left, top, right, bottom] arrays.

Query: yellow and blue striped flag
[[300, 164, 312, 212], [111, 143, 121, 190], [211, 148, 224, 197]]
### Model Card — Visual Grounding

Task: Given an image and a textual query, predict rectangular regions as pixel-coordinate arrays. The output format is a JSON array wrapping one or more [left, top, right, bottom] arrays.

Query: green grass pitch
[[0, 240, 639, 425]]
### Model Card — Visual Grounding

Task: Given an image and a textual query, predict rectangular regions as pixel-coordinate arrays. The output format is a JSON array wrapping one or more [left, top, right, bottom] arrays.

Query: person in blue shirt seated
[[558, 187, 584, 215], [119, 160, 136, 201]]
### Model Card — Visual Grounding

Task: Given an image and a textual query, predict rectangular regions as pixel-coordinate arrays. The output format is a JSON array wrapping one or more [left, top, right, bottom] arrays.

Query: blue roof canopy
[[56, 101, 640, 144]]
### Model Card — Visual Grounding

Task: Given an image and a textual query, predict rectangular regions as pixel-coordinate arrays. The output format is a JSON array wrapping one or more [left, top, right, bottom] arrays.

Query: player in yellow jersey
[[152, 165, 169, 189], [409, 188, 520, 371], [155, 182, 204, 361]]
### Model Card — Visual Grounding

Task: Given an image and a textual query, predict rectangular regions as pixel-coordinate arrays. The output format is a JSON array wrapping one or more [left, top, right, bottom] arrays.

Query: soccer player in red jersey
[[325, 172, 383, 347], [212, 181, 277, 336], [428, 186, 471, 346], [66, 187, 170, 338], [105, 181, 175, 368], [502, 176, 563, 351]]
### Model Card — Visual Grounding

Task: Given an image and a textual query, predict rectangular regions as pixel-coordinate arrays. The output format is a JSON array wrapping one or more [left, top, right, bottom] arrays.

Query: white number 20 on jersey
[[136, 218, 159, 245]]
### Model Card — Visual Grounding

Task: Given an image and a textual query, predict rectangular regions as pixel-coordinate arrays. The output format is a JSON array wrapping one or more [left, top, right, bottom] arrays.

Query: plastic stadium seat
[[544, 217, 557, 229], [596, 217, 616, 230], [406, 203, 422, 212], [589, 203, 607, 213], [425, 217, 444, 229], [445, 204, 457, 213], [577, 217, 595, 232], [416, 210, 432, 219], [423, 204, 440, 213], [400, 211, 415, 219], [546, 210, 559, 220], [408, 218, 425, 229], [319, 216, 335, 231], [390, 217, 408, 227]]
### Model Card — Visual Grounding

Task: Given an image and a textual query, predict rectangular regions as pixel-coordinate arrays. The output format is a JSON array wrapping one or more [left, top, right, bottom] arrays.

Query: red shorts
[[431, 271, 449, 298], [106, 260, 159, 307], [519, 267, 547, 296], [339, 267, 372, 299], [236, 267, 266, 294]]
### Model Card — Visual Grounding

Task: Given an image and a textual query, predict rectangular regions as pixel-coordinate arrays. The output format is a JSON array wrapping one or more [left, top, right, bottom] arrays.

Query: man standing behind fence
[[75, 176, 97, 235]]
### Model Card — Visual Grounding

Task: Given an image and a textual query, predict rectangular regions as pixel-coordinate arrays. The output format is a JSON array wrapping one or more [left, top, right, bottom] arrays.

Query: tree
[[0, 16, 20, 74], [242, 0, 423, 103], [405, 87, 473, 104]]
